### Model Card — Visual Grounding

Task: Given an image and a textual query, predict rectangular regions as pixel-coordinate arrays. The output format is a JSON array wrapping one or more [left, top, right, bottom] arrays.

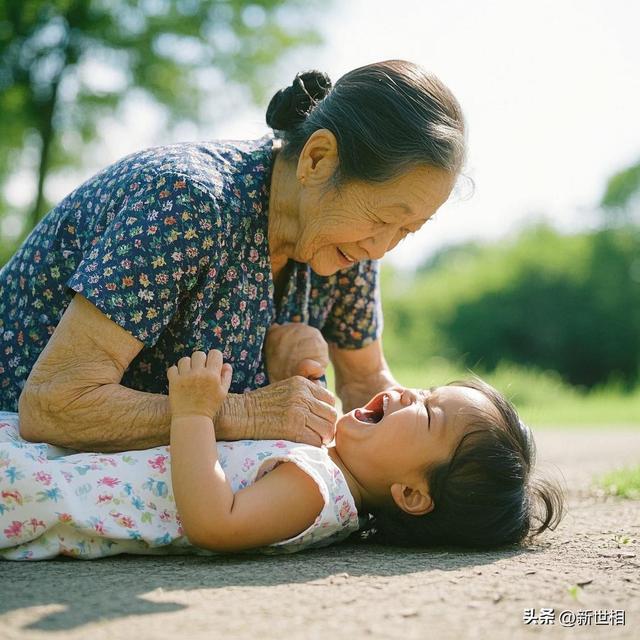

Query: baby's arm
[[168, 350, 323, 552]]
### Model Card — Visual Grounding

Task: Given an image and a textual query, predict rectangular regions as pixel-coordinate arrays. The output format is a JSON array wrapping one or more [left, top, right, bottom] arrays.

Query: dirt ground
[[1, 428, 639, 640]]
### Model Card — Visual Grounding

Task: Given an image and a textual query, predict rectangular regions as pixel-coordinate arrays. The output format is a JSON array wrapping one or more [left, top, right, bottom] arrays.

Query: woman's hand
[[217, 376, 338, 446], [250, 376, 337, 445], [169, 328, 337, 446], [265, 322, 330, 383], [167, 350, 233, 420]]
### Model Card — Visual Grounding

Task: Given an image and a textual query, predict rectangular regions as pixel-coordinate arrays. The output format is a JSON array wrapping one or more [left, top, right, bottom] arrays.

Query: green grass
[[597, 466, 640, 499], [327, 359, 640, 428]]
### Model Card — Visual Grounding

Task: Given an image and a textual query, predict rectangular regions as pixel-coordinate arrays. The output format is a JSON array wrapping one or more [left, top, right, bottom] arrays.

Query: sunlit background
[[1, 0, 639, 427], [5, 0, 639, 265], [224, 0, 640, 269]]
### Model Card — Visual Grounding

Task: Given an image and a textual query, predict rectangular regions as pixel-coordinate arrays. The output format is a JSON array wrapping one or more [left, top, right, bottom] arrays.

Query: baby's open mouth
[[354, 393, 388, 424]]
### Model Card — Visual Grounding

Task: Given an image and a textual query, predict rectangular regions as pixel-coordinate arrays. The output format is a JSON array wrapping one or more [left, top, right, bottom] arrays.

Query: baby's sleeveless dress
[[0, 413, 360, 560]]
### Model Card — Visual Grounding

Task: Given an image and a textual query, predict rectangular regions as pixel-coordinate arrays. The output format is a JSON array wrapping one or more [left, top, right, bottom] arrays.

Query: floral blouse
[[0, 136, 381, 410]]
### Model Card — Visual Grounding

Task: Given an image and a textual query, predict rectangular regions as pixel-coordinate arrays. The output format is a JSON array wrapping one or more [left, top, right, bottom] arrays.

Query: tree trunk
[[29, 78, 61, 231]]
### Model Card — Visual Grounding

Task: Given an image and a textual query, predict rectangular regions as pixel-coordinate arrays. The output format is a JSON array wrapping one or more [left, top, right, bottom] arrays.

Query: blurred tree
[[382, 225, 640, 388], [601, 158, 640, 219], [0, 0, 322, 236]]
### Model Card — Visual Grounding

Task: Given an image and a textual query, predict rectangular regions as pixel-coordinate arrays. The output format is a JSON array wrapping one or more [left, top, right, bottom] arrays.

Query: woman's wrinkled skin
[[268, 129, 455, 278], [265, 323, 329, 383]]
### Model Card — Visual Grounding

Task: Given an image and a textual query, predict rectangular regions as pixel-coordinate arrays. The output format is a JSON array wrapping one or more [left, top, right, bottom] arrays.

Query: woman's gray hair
[[266, 60, 466, 184]]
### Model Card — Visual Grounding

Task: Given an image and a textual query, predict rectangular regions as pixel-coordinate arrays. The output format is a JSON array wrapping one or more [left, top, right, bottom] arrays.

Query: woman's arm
[[19, 294, 170, 451], [19, 295, 336, 451], [169, 351, 323, 551], [329, 338, 400, 413]]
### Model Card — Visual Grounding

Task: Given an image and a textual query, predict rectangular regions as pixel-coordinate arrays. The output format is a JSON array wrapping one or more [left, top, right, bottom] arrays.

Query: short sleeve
[[68, 173, 218, 347], [321, 259, 382, 349], [256, 443, 360, 554]]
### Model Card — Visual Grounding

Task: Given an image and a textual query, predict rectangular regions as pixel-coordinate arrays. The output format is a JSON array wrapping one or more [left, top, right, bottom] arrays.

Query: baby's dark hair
[[362, 378, 565, 548]]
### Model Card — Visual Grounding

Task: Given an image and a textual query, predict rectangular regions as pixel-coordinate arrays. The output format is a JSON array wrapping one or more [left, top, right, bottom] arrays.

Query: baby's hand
[[167, 350, 233, 420]]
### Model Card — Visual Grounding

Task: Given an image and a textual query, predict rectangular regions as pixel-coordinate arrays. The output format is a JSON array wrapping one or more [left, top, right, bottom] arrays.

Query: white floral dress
[[0, 413, 360, 560]]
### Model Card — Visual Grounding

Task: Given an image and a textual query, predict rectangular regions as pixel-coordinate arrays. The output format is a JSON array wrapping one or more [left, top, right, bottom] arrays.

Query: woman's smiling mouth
[[337, 248, 356, 264]]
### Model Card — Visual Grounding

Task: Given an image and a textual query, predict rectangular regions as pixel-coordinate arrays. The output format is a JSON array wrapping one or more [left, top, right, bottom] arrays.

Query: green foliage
[[385, 362, 640, 427], [567, 585, 582, 601], [0, 0, 323, 232], [382, 225, 640, 388], [598, 466, 640, 499], [602, 159, 640, 212]]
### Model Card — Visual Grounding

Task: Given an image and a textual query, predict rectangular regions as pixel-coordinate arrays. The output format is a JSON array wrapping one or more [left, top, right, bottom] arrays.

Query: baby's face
[[334, 385, 500, 498]]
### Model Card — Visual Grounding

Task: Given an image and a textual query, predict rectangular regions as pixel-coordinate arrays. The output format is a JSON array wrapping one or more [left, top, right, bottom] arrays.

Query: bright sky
[[8, 0, 639, 270], [225, 0, 640, 269]]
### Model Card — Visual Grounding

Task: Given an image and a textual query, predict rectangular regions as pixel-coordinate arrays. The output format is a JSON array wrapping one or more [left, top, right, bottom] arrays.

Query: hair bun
[[266, 70, 332, 130]]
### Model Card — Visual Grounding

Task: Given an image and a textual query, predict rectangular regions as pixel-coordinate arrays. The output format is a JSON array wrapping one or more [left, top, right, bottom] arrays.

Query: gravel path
[[1, 429, 639, 640]]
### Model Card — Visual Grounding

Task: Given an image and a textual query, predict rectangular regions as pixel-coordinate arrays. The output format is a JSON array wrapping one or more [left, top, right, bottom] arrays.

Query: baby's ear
[[390, 483, 434, 516]]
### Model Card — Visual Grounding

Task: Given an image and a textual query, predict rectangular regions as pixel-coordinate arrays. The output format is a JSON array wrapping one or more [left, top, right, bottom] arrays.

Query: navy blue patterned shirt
[[0, 137, 381, 411]]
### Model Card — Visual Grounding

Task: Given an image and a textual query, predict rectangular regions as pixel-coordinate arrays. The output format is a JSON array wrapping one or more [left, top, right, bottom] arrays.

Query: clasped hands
[[167, 323, 419, 447]]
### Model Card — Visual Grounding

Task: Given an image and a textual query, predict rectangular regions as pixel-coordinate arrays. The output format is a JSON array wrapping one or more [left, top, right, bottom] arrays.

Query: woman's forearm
[[337, 367, 398, 413], [19, 373, 336, 450], [170, 415, 235, 546], [329, 340, 400, 413], [19, 380, 172, 451], [18, 379, 253, 452]]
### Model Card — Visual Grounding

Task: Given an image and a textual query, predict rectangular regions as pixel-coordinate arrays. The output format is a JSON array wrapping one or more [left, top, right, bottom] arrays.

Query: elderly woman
[[0, 59, 464, 452]]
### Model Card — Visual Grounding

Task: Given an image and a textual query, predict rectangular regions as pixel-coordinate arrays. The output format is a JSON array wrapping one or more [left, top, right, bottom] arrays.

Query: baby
[[0, 350, 563, 560]]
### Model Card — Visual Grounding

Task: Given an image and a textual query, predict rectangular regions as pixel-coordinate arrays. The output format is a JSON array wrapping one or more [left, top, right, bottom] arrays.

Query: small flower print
[[36, 487, 62, 502], [1, 489, 23, 506], [110, 511, 135, 528], [5, 466, 24, 484], [148, 455, 168, 474], [98, 476, 120, 488], [4, 520, 23, 539], [34, 471, 53, 485]]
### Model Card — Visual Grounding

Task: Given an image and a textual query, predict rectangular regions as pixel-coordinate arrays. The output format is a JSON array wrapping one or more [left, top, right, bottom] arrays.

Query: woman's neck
[[268, 148, 301, 272]]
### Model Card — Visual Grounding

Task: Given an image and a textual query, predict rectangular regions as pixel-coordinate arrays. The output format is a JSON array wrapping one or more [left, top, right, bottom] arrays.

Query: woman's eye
[[365, 210, 386, 224]]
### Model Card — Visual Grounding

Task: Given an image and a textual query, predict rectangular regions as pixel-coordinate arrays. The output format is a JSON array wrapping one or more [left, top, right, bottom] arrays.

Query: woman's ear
[[390, 483, 434, 516], [297, 129, 339, 185]]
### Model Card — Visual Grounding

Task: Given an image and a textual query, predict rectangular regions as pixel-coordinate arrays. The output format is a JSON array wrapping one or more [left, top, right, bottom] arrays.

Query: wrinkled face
[[294, 165, 455, 276], [334, 386, 500, 499]]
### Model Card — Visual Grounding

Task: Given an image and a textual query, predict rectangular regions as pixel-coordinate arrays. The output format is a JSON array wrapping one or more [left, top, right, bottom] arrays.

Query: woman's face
[[292, 132, 456, 276]]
